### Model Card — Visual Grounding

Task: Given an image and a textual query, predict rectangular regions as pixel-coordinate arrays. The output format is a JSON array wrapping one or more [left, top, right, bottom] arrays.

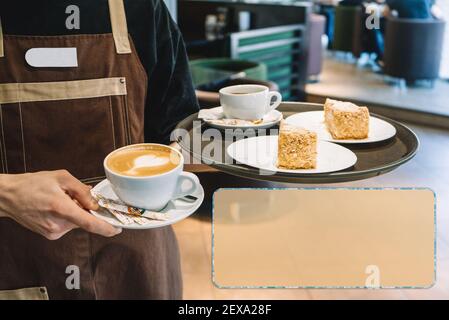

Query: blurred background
[[163, 0, 448, 129]]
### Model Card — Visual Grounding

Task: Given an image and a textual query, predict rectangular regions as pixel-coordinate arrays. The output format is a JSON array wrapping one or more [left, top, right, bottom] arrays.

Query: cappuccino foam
[[107, 145, 180, 177]]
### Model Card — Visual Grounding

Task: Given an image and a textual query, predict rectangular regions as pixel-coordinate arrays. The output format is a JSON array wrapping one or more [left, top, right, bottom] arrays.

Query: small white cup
[[104, 143, 198, 211], [219, 84, 282, 120]]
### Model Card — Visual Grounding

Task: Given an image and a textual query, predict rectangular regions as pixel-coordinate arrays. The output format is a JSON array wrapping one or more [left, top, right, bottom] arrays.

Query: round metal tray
[[175, 102, 419, 184]]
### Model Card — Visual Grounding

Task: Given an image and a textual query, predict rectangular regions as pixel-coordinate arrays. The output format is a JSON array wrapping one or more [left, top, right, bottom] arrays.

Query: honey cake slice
[[324, 98, 370, 140], [277, 121, 317, 169]]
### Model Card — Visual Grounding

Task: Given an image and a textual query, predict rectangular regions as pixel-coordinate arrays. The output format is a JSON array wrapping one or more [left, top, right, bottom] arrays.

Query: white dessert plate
[[200, 107, 283, 130], [285, 111, 397, 144], [227, 135, 357, 174], [90, 177, 204, 230]]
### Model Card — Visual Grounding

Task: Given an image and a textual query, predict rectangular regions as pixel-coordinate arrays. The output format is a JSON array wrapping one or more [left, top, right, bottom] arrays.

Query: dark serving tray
[[174, 102, 419, 184]]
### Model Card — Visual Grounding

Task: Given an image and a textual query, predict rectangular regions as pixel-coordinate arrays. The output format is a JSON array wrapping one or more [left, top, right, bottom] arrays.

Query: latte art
[[133, 154, 170, 168], [106, 145, 180, 177]]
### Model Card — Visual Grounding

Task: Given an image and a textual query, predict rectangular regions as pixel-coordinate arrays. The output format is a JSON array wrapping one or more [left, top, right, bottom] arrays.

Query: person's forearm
[[0, 174, 12, 218]]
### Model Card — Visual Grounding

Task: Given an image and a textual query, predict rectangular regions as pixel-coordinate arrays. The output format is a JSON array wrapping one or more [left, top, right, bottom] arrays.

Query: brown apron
[[0, 0, 182, 299]]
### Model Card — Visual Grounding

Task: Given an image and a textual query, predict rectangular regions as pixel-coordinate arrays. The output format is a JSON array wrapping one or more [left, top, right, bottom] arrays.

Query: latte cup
[[219, 84, 282, 120], [104, 143, 198, 211]]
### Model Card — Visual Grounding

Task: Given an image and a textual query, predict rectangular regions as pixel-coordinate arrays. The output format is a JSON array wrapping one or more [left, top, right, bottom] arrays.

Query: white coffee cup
[[104, 143, 198, 211], [219, 84, 282, 120]]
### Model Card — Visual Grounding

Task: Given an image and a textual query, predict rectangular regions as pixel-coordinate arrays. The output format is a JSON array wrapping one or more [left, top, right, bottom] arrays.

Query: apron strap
[[0, 17, 4, 58], [108, 0, 132, 54], [0, 2, 131, 57]]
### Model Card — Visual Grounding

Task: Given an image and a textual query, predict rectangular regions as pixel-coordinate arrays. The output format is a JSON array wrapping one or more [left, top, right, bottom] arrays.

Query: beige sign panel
[[213, 189, 435, 288]]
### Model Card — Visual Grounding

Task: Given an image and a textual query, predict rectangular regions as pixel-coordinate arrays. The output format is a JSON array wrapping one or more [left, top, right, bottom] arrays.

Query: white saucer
[[90, 176, 204, 230], [285, 111, 397, 144], [227, 135, 357, 174], [200, 107, 283, 130]]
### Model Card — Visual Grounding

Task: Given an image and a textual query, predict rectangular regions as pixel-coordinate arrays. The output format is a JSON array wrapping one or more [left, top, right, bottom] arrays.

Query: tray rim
[[175, 102, 420, 184]]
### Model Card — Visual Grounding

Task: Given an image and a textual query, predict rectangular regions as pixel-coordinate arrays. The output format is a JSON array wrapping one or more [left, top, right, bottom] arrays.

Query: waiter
[[0, 0, 198, 299]]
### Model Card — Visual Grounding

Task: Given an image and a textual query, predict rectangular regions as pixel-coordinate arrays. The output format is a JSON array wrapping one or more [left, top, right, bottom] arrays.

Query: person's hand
[[0, 170, 122, 240]]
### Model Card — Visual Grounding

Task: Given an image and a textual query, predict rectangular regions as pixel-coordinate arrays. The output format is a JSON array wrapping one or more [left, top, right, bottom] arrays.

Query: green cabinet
[[229, 25, 305, 101]]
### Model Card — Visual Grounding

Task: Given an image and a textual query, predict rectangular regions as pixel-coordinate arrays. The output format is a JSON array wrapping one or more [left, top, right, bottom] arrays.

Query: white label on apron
[[25, 48, 78, 68]]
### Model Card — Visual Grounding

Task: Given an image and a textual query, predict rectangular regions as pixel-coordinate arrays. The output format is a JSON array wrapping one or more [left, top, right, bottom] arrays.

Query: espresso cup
[[219, 84, 282, 120], [104, 143, 198, 211]]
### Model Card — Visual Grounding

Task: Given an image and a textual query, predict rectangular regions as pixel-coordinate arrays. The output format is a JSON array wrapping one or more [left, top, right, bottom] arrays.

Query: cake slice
[[324, 99, 370, 140], [277, 121, 317, 169]]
